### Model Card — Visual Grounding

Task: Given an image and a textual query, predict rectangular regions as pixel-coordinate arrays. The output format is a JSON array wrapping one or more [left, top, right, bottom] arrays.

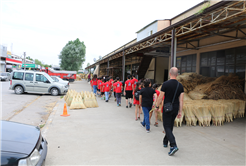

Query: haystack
[[188, 91, 207, 100], [218, 100, 234, 122], [204, 74, 246, 100], [183, 104, 197, 126], [184, 93, 192, 101], [70, 95, 87, 109], [209, 103, 226, 126]]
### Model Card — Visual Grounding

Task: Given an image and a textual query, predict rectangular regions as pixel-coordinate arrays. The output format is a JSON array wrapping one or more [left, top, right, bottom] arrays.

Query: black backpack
[[135, 90, 140, 100]]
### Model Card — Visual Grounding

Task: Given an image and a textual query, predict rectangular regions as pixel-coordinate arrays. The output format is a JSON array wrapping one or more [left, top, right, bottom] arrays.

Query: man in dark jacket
[[155, 67, 184, 156]]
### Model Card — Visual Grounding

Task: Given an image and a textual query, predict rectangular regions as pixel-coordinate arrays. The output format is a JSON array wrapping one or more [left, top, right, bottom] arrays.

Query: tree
[[59, 38, 86, 71], [87, 63, 90, 67], [35, 59, 42, 66]]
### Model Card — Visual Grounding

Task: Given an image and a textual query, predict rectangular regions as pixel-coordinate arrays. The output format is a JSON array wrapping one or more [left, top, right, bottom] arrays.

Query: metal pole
[[122, 50, 125, 81], [107, 59, 109, 76], [171, 29, 177, 67], [24, 52, 26, 71]]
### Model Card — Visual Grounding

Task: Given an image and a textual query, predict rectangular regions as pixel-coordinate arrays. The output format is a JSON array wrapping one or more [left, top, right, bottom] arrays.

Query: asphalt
[[43, 80, 246, 166]]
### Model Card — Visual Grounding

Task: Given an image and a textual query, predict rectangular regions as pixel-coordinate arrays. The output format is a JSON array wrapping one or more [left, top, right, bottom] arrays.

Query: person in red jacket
[[131, 75, 138, 105], [149, 84, 161, 127], [92, 75, 98, 95], [114, 77, 123, 106], [124, 75, 133, 108], [134, 82, 141, 120], [103, 78, 111, 102], [113, 80, 117, 102], [100, 79, 106, 100], [97, 78, 102, 97]]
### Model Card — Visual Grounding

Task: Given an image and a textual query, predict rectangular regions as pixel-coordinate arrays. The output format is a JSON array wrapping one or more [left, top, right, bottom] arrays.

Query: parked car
[[51, 76, 69, 87], [0, 72, 10, 81], [9, 70, 68, 96], [0, 120, 48, 166]]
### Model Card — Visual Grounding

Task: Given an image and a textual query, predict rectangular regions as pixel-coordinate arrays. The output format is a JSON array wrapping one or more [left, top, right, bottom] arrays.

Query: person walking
[[155, 67, 184, 156], [115, 77, 123, 106], [124, 75, 133, 108], [97, 78, 102, 97], [104, 78, 111, 102], [149, 84, 160, 127], [100, 79, 106, 100], [92, 75, 98, 95], [139, 79, 157, 133], [131, 75, 138, 105], [134, 82, 141, 120]]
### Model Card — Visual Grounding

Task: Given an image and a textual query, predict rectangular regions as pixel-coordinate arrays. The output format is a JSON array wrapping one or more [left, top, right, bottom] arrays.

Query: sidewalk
[[43, 80, 245, 165]]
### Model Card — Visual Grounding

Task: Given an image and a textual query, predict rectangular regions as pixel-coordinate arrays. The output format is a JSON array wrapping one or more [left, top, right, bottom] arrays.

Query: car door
[[34, 73, 51, 93], [23, 73, 34, 91]]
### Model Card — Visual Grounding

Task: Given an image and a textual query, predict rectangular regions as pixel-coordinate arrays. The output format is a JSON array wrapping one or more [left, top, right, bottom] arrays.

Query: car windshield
[[42, 73, 54, 82]]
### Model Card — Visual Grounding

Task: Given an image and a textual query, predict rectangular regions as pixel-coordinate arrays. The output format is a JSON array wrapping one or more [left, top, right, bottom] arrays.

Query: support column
[[122, 50, 125, 81], [98, 63, 100, 77], [154, 57, 157, 82], [171, 29, 177, 67], [107, 59, 109, 76]]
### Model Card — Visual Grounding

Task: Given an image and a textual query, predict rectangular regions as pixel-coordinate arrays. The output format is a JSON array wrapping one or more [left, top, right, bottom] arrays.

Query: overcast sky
[[1, 0, 202, 69]]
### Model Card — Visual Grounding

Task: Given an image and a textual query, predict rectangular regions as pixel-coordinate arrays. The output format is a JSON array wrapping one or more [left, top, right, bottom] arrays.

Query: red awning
[[6, 58, 22, 64]]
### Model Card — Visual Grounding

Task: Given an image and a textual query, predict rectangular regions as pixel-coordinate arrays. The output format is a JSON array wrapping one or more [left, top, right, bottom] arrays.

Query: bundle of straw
[[70, 95, 87, 109]]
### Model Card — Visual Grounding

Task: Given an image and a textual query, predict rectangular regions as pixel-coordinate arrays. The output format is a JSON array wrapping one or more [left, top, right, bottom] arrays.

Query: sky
[[1, 0, 202, 69]]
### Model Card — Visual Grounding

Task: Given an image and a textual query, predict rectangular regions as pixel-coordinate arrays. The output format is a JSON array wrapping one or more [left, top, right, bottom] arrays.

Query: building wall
[[137, 22, 158, 41], [155, 57, 169, 84], [157, 20, 170, 32], [171, 0, 222, 25], [144, 58, 155, 79], [176, 29, 246, 72]]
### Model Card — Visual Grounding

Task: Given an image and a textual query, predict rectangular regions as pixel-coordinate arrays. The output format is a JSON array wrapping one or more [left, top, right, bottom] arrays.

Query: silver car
[[9, 70, 68, 96], [0, 72, 10, 81], [51, 76, 69, 88]]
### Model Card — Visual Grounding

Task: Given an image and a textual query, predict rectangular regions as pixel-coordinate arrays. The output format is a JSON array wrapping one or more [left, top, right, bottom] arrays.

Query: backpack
[[135, 90, 140, 100]]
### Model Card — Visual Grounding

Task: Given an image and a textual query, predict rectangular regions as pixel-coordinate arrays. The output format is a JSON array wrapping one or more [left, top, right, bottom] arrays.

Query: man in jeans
[[156, 67, 184, 156], [114, 77, 123, 106]]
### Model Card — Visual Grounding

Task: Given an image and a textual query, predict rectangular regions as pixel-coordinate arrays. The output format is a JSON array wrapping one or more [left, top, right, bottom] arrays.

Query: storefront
[[6, 58, 22, 72]]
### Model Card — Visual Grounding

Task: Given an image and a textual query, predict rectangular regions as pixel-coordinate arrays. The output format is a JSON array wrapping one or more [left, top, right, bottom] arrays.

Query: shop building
[[86, 1, 246, 86]]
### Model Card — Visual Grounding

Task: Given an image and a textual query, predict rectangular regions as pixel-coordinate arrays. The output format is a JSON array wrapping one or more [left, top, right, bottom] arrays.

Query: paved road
[[44, 80, 246, 165], [1, 81, 60, 126]]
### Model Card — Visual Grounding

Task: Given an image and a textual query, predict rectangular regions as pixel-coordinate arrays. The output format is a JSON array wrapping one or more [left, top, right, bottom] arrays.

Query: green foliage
[[35, 59, 42, 66], [196, 2, 210, 15], [59, 38, 86, 71], [87, 62, 90, 67]]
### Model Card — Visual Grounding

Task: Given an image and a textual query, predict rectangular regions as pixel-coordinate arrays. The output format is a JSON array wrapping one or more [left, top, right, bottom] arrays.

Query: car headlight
[[18, 149, 41, 166]]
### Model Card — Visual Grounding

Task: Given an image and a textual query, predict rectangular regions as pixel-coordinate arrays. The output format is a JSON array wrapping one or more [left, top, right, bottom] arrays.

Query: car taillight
[[10, 80, 12, 85]]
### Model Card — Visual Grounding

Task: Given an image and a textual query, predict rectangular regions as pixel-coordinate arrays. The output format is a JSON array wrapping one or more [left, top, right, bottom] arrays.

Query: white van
[[9, 70, 68, 96]]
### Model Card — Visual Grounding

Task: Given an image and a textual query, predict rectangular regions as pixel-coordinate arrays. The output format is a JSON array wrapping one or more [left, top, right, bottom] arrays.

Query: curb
[[41, 98, 63, 137]]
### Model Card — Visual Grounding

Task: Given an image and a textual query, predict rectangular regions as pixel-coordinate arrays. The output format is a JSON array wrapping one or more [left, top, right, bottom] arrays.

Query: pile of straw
[[75, 75, 82, 81], [63, 90, 98, 109]]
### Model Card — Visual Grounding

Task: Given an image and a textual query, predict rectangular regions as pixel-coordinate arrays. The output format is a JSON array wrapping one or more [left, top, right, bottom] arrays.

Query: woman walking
[[139, 79, 157, 133], [134, 82, 141, 121]]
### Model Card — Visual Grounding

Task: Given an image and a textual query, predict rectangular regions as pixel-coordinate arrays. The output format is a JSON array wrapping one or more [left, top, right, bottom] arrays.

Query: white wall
[[137, 22, 158, 41]]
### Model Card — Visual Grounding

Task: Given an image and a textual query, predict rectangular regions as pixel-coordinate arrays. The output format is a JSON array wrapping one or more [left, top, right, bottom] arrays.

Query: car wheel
[[51, 88, 59, 96], [15, 86, 24, 95]]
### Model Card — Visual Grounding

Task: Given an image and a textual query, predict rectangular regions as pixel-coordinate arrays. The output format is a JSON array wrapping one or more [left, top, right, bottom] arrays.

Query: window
[[200, 46, 246, 78], [13, 72, 24, 80], [36, 74, 48, 83], [176, 54, 196, 74], [25, 73, 34, 81]]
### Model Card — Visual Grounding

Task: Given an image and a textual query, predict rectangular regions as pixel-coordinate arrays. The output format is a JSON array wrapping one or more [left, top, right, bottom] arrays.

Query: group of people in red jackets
[[90, 74, 163, 127]]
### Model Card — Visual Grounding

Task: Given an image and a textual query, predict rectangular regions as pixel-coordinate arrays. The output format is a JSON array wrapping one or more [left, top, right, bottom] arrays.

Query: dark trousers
[[162, 110, 178, 147], [116, 93, 121, 104]]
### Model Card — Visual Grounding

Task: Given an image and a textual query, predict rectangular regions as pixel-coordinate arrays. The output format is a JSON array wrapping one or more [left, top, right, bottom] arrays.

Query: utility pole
[[24, 52, 26, 71]]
